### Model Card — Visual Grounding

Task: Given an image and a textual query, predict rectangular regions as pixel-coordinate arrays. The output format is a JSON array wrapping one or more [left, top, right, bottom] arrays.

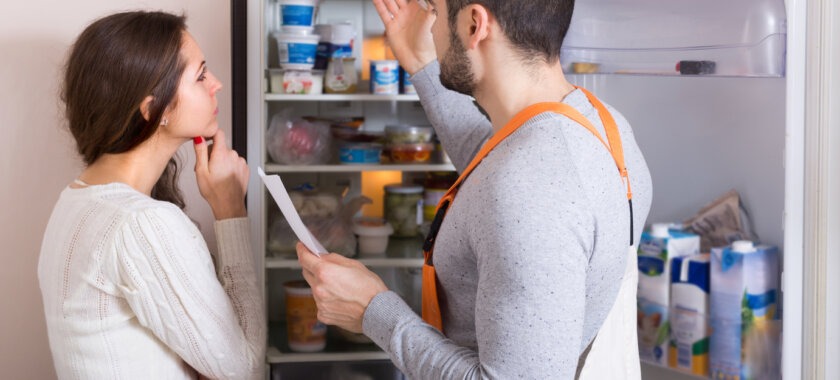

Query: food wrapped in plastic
[[266, 110, 332, 165], [268, 187, 372, 257]]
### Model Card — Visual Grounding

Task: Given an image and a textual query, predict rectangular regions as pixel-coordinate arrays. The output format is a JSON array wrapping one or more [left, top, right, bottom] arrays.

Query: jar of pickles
[[384, 184, 424, 238], [423, 172, 457, 221]]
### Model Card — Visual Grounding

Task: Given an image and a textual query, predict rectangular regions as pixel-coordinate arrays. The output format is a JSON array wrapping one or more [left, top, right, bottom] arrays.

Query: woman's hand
[[296, 242, 389, 333], [194, 129, 249, 220], [372, 0, 437, 75]]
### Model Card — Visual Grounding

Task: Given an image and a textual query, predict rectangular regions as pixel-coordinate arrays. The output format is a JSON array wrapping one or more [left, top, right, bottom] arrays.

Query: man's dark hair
[[445, 0, 575, 64]]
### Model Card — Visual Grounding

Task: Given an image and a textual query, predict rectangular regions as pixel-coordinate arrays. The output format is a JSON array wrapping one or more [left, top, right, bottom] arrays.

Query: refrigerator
[[244, 0, 804, 379]]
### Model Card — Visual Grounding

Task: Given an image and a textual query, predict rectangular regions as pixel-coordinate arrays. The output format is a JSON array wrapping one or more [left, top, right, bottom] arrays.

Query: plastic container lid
[[385, 125, 433, 133], [341, 142, 382, 150], [351, 218, 394, 237], [278, 0, 321, 27], [279, 0, 319, 5], [274, 32, 320, 42], [731, 240, 756, 253], [314, 23, 355, 44], [651, 223, 670, 238], [384, 184, 424, 194], [283, 280, 313, 296]]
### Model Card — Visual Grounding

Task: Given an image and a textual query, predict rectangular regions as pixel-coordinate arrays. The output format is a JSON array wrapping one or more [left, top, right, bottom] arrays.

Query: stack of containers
[[383, 125, 435, 164], [318, 23, 358, 94], [636, 223, 700, 366], [271, 0, 355, 95], [709, 240, 781, 380]]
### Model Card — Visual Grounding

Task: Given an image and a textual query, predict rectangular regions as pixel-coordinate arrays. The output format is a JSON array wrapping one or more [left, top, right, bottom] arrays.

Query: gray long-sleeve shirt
[[363, 61, 653, 379]]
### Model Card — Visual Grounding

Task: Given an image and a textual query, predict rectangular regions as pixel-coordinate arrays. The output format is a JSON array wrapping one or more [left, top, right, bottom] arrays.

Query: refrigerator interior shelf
[[263, 163, 456, 173], [640, 361, 711, 380], [267, 346, 389, 364], [562, 0, 786, 77], [265, 93, 420, 102], [265, 256, 424, 269]]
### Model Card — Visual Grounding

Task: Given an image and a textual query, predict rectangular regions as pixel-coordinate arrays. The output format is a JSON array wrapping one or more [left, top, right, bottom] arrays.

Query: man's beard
[[439, 31, 476, 97]]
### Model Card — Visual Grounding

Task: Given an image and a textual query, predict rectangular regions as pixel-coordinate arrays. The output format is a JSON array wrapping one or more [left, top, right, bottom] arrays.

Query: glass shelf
[[264, 93, 420, 102], [267, 346, 389, 364], [267, 322, 387, 364], [266, 256, 424, 269], [561, 0, 786, 77], [267, 236, 427, 269], [262, 163, 456, 173]]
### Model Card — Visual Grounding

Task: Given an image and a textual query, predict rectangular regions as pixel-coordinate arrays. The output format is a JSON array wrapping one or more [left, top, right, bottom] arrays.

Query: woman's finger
[[193, 136, 208, 173], [210, 128, 228, 153]]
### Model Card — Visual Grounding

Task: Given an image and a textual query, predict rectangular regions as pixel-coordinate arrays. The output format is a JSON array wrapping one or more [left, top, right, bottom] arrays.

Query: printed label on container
[[281, 43, 317, 64], [401, 69, 416, 94], [281, 5, 315, 26], [315, 43, 352, 70], [370, 61, 399, 94], [286, 294, 326, 344]]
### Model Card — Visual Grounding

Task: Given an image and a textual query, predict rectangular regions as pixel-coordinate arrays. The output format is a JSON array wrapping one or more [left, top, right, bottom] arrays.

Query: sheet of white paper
[[258, 167, 327, 256]]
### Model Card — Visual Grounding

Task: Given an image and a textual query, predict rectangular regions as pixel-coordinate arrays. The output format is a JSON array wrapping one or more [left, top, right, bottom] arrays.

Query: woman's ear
[[139, 95, 155, 122]]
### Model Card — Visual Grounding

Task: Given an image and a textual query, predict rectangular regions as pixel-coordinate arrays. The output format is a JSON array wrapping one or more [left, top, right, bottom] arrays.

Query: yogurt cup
[[274, 32, 320, 71], [352, 218, 393, 256], [278, 0, 320, 29], [370, 60, 399, 95]]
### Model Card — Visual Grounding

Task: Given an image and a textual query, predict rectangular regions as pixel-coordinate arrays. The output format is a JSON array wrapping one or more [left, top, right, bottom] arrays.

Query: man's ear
[[464, 4, 491, 50], [139, 95, 154, 122]]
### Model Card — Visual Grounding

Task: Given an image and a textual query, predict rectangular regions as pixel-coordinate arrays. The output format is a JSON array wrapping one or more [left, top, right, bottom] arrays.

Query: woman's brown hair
[[62, 11, 188, 208]]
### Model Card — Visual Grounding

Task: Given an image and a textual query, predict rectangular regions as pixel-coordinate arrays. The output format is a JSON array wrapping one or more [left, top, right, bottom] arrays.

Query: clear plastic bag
[[267, 188, 371, 257], [266, 109, 332, 165]]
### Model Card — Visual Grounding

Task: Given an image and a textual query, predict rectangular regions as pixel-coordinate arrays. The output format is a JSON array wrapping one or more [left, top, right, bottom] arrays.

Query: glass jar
[[423, 172, 458, 221], [384, 184, 424, 238]]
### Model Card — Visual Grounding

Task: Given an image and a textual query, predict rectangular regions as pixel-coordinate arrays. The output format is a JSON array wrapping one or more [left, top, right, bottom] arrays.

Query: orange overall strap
[[422, 89, 632, 332]]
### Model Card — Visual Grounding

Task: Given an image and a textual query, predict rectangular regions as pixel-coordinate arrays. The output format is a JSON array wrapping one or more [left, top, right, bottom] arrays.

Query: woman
[[38, 11, 265, 379]]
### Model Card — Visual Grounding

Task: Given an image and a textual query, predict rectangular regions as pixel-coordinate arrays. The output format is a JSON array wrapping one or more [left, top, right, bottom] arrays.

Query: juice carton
[[710, 241, 781, 380], [669, 254, 711, 376], [637, 223, 700, 365]]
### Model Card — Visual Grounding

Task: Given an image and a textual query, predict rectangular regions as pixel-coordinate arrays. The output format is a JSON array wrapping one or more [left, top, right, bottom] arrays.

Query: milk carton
[[669, 254, 711, 376], [637, 223, 700, 365], [710, 241, 781, 380]]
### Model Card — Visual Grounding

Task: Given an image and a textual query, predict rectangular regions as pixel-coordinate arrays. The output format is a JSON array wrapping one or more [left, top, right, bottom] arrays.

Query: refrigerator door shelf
[[562, 0, 786, 77]]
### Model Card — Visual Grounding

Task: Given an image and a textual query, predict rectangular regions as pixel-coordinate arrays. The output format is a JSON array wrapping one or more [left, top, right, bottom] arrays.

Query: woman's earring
[[161, 118, 169, 126]]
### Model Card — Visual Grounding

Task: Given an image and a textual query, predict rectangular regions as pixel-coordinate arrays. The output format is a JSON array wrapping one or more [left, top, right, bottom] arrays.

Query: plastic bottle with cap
[[731, 240, 755, 253], [651, 223, 671, 238]]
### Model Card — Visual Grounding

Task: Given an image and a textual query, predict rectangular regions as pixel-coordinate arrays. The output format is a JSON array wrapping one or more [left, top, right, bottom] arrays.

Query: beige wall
[[0, 1, 231, 378]]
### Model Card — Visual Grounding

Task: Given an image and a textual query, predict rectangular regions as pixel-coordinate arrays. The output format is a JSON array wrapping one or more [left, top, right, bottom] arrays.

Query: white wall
[[0, 1, 231, 378]]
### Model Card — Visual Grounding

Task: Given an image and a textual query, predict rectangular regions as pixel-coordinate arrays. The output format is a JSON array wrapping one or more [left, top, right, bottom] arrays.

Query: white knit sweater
[[38, 183, 265, 379]]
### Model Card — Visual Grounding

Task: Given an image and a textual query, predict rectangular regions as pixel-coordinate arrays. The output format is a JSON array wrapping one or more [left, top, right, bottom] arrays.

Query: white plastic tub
[[352, 218, 393, 256], [274, 32, 320, 70], [278, 0, 320, 33]]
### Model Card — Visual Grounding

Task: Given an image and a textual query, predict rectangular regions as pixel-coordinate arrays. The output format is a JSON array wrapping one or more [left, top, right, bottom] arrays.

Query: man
[[296, 0, 653, 378]]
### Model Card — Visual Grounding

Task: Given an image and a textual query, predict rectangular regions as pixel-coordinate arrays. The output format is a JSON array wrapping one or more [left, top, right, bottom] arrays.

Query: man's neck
[[474, 59, 577, 133]]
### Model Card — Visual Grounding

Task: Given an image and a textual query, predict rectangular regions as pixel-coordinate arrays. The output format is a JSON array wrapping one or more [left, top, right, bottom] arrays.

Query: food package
[[669, 254, 711, 376], [266, 110, 332, 165], [709, 241, 781, 380], [683, 190, 756, 252], [637, 223, 700, 366], [268, 187, 371, 257]]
